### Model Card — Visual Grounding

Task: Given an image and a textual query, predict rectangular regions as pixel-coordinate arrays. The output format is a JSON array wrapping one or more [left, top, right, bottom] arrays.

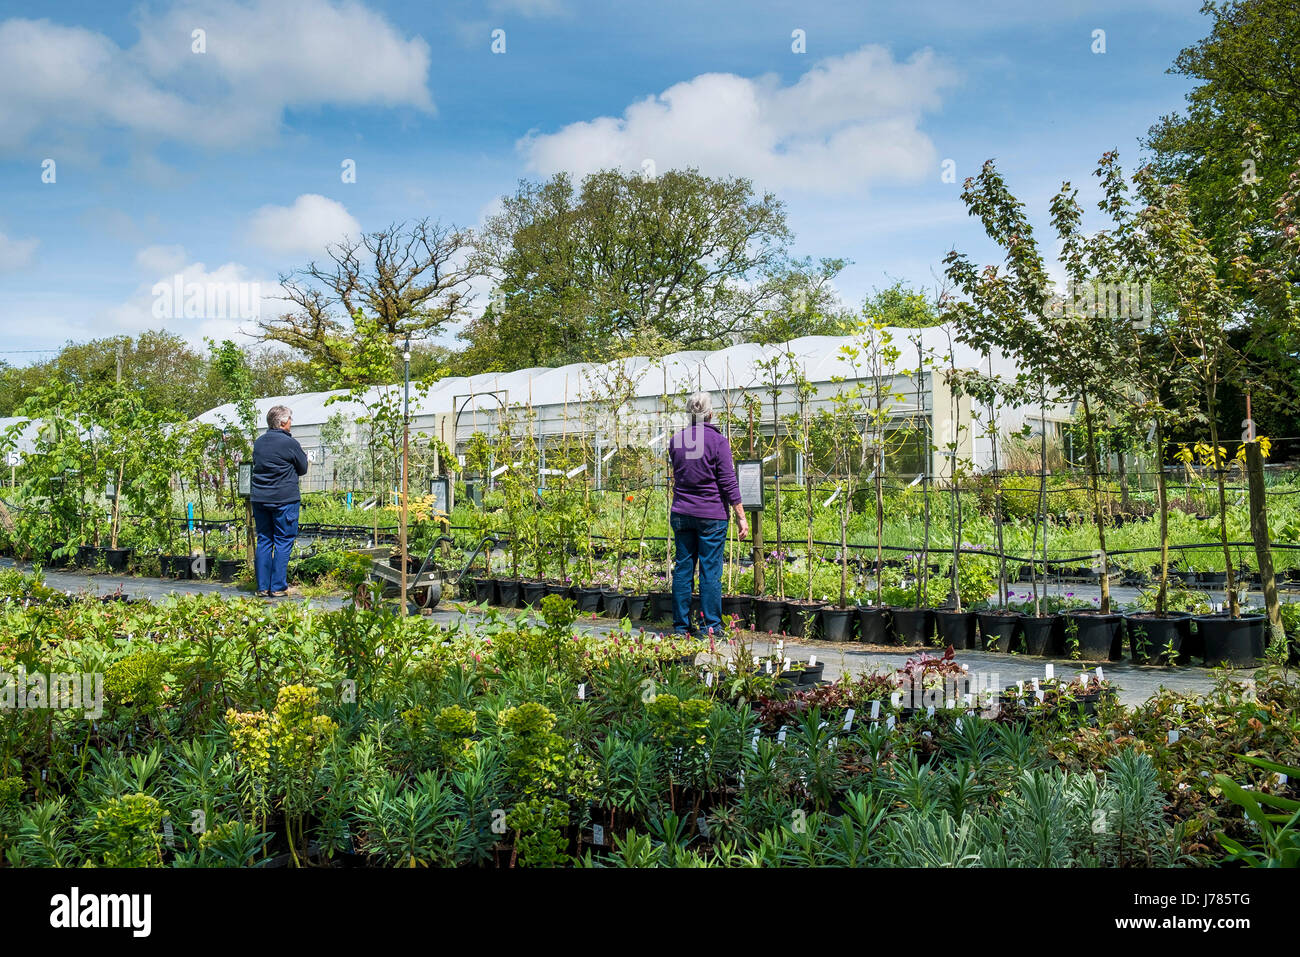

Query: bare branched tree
[[262, 218, 476, 377]]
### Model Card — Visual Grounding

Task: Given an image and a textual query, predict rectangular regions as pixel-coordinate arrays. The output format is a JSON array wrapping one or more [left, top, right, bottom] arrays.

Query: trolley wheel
[[353, 581, 374, 610], [412, 581, 440, 610]]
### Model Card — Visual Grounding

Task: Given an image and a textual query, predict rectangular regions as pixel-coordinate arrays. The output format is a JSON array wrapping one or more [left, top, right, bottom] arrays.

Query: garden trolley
[[351, 534, 500, 612]]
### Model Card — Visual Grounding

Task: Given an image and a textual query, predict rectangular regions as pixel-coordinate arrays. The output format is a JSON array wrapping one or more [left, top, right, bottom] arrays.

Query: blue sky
[[0, 0, 1208, 361]]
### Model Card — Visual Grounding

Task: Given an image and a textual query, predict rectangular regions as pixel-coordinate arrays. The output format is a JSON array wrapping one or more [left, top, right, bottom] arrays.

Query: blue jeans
[[252, 501, 299, 593], [671, 512, 728, 636]]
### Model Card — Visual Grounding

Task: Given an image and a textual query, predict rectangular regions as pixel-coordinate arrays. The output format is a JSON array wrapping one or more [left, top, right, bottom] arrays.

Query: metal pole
[[400, 334, 411, 616]]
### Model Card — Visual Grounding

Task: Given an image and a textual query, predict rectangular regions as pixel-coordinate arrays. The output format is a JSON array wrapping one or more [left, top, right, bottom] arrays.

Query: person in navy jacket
[[251, 405, 308, 597]]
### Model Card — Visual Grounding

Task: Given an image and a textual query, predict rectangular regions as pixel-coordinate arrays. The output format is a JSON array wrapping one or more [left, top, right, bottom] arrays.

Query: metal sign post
[[237, 462, 254, 567], [737, 459, 765, 594]]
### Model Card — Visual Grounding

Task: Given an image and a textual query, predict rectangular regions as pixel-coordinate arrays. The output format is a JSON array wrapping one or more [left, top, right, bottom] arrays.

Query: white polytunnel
[[189, 330, 1074, 492]]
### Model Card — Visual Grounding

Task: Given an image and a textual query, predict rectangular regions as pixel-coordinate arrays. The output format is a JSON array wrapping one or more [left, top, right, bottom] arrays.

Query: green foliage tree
[[463, 167, 793, 368]]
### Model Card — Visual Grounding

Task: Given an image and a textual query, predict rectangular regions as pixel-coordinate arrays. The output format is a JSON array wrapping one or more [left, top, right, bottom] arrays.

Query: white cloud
[[0, 230, 38, 272], [0, 0, 433, 155], [247, 193, 361, 256], [109, 257, 283, 347], [135, 244, 190, 274], [519, 45, 956, 194]]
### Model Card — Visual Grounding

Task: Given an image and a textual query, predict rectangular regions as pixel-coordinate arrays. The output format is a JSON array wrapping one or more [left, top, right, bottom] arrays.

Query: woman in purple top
[[669, 392, 749, 635]]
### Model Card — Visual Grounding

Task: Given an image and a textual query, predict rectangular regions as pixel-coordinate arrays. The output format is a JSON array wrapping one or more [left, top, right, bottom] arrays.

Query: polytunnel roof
[[190, 329, 1028, 430]]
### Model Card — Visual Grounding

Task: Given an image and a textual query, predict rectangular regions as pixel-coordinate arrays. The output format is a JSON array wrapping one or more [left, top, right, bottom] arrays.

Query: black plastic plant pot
[[820, 606, 855, 642], [521, 580, 547, 607], [217, 558, 244, 582], [625, 594, 649, 619], [544, 582, 574, 601], [753, 597, 786, 634], [797, 661, 826, 685], [933, 609, 977, 649], [1195, 613, 1266, 668], [1020, 615, 1059, 657], [721, 594, 752, 629], [784, 600, 826, 639], [978, 612, 1022, 653], [574, 586, 603, 613], [1066, 611, 1124, 662], [1197, 571, 1228, 587], [647, 590, 674, 622], [75, 545, 101, 568], [857, 605, 889, 644], [890, 607, 934, 645], [104, 548, 132, 573], [164, 555, 193, 580], [473, 578, 497, 605], [599, 588, 626, 618], [1125, 612, 1191, 665], [497, 579, 522, 608]]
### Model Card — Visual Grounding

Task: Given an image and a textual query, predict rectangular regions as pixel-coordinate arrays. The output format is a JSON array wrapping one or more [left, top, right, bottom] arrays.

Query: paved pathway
[[9, 559, 1270, 706]]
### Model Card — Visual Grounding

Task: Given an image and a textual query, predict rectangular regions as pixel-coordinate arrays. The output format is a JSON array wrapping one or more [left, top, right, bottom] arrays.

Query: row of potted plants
[[452, 558, 1286, 669]]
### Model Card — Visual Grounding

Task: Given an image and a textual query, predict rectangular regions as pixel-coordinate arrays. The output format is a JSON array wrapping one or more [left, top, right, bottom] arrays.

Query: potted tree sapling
[[1136, 149, 1275, 667], [854, 319, 905, 644], [931, 327, 980, 650], [781, 364, 828, 639], [752, 352, 793, 635], [815, 399, 859, 642], [945, 158, 1141, 661]]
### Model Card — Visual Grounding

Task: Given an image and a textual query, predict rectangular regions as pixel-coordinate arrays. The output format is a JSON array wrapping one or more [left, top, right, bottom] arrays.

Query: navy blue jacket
[[251, 428, 308, 504]]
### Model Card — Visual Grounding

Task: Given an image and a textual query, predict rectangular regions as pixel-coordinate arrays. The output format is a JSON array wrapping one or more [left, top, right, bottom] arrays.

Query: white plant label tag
[[945, 698, 955, 710], [593, 824, 605, 846], [1032, 677, 1040, 691], [1045, 664, 1054, 680], [926, 705, 935, 718], [784, 657, 791, 671], [1016, 680, 1024, 693], [844, 708, 856, 731], [921, 731, 932, 740], [577, 684, 585, 700], [1035, 690, 1045, 702], [870, 700, 880, 720], [955, 719, 963, 732], [706, 671, 714, 687], [808, 655, 817, 667], [886, 715, 896, 731], [1079, 672, 1088, 685], [1096, 667, 1104, 681], [777, 726, 788, 744], [890, 692, 902, 708], [1167, 729, 1180, 744], [751, 730, 761, 752]]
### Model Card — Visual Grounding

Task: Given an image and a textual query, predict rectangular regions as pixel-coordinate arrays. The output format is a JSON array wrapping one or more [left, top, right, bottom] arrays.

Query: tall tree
[[462, 167, 793, 369], [1145, 0, 1300, 253], [264, 218, 475, 381]]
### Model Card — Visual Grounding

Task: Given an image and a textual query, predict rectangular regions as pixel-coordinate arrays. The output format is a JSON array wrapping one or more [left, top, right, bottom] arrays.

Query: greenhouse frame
[[187, 330, 1077, 495]]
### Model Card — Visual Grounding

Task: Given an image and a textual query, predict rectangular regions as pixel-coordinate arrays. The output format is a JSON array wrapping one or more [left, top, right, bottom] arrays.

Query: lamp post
[[400, 334, 411, 616]]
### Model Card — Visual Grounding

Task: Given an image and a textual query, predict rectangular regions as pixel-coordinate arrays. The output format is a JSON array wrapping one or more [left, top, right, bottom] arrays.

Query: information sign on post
[[429, 476, 452, 518], [237, 463, 253, 499], [736, 459, 765, 512]]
